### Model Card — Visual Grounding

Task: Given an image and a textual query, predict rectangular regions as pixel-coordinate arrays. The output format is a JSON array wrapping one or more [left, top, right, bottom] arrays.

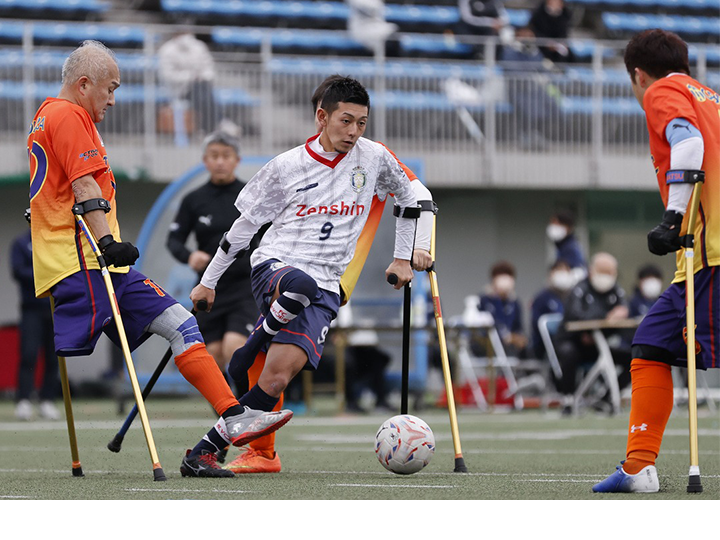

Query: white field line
[[328, 483, 455, 489], [124, 488, 254, 494]]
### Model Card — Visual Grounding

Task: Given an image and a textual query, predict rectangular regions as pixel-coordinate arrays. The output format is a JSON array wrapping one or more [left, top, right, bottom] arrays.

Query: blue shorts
[[50, 268, 178, 357], [633, 266, 719, 369], [251, 259, 340, 369]]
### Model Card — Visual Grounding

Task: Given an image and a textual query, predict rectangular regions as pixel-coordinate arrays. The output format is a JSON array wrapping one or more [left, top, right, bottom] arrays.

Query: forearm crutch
[[74, 214, 166, 481], [427, 213, 468, 473], [108, 300, 207, 453], [684, 180, 704, 494], [50, 297, 84, 478]]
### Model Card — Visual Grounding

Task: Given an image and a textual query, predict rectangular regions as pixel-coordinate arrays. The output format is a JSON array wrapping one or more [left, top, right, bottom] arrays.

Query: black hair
[[311, 74, 345, 111], [318, 76, 370, 116], [624, 29, 690, 82], [491, 260, 516, 278], [638, 264, 662, 280]]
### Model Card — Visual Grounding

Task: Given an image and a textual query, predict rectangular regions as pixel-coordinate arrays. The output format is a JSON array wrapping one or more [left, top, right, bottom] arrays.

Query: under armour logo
[[199, 215, 212, 226], [630, 423, 648, 433]]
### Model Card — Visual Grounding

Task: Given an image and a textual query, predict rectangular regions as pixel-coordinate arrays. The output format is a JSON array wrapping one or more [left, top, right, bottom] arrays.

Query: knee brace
[[265, 269, 318, 332], [145, 303, 204, 357]]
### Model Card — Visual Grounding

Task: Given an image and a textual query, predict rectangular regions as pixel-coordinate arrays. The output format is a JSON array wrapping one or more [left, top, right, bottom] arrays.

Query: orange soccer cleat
[[224, 447, 282, 474]]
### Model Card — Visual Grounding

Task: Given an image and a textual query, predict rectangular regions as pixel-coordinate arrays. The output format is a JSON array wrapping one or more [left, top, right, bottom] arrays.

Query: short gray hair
[[62, 40, 117, 86], [202, 131, 241, 156]]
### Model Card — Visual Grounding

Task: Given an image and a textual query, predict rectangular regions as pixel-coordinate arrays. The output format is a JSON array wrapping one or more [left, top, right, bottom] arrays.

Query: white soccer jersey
[[202, 135, 418, 295]]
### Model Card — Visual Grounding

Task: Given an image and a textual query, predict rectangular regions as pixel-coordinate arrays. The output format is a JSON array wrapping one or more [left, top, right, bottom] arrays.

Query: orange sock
[[247, 351, 284, 458], [623, 358, 674, 474], [175, 343, 239, 416]]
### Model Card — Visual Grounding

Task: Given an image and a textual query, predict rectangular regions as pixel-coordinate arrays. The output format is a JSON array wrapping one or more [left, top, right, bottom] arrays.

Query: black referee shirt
[[167, 178, 263, 292]]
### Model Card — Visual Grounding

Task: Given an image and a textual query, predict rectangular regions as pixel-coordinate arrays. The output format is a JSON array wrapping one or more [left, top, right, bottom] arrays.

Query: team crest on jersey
[[350, 166, 368, 193]]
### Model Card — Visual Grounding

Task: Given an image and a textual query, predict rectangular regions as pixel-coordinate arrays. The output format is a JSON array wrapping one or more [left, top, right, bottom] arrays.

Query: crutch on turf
[[74, 213, 167, 481], [385, 274, 412, 415], [426, 213, 468, 473], [108, 300, 207, 453], [683, 178, 704, 493], [51, 297, 85, 478]]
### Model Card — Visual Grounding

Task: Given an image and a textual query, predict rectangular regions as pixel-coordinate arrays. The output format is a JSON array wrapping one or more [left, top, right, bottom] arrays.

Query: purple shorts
[[633, 266, 719, 369], [251, 259, 340, 369], [50, 268, 178, 357]]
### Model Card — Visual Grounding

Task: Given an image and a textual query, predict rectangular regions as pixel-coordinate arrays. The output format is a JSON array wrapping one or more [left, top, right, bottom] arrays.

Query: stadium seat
[[560, 96, 643, 116], [266, 56, 498, 81], [0, 0, 109, 17], [0, 21, 146, 46], [211, 26, 367, 54], [603, 12, 720, 39]]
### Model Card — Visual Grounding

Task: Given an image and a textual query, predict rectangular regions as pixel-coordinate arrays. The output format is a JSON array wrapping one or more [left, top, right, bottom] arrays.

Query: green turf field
[[0, 397, 717, 501]]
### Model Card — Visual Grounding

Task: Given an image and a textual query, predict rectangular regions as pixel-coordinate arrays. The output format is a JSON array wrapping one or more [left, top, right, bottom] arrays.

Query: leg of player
[[592, 358, 671, 493], [227, 269, 318, 385], [188, 343, 304, 475], [224, 350, 285, 474], [145, 305, 292, 478]]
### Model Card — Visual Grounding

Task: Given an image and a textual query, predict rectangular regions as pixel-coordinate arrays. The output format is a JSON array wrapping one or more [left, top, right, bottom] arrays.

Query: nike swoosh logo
[[296, 183, 318, 192]]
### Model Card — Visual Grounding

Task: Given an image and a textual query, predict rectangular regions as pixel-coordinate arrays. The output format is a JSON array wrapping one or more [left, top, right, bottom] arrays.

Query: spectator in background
[[167, 130, 264, 396], [10, 229, 60, 421], [528, 0, 575, 63], [554, 252, 632, 414], [158, 32, 218, 136], [479, 261, 528, 357], [629, 264, 664, 319], [457, 0, 511, 58], [530, 259, 574, 359], [547, 209, 587, 285]]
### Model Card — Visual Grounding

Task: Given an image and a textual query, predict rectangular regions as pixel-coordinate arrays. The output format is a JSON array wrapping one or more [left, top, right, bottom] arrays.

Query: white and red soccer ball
[[374, 414, 435, 474]]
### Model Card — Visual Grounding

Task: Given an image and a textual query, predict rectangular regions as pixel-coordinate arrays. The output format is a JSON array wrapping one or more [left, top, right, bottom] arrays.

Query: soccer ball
[[374, 414, 435, 475]]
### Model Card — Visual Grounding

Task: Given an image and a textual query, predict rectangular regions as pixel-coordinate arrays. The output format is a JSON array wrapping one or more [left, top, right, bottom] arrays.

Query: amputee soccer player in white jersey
[[185, 77, 420, 469]]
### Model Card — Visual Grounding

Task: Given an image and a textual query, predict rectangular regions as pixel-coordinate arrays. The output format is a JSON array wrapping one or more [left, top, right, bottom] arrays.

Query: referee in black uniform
[[167, 131, 264, 389]]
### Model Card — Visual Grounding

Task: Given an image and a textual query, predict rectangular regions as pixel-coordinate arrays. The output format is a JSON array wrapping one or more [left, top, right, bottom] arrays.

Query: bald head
[[62, 40, 118, 87], [590, 252, 618, 277]]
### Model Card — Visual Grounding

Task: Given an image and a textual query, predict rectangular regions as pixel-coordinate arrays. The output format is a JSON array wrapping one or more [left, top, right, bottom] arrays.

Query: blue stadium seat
[[266, 56, 499, 80], [212, 26, 367, 53], [0, 49, 156, 71], [399, 34, 474, 57], [0, 79, 258, 106], [0, 21, 146, 46], [370, 89, 512, 112], [568, 0, 717, 12], [561, 96, 643, 116], [0, 0, 109, 15], [603, 12, 720, 38]]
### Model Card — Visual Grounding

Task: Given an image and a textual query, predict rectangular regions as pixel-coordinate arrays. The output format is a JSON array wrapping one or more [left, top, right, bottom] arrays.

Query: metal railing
[[0, 20, 716, 188]]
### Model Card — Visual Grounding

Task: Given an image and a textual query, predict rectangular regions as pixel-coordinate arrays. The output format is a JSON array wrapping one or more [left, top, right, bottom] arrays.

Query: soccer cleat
[[39, 401, 60, 421], [180, 449, 235, 478], [224, 406, 293, 447], [592, 463, 659, 493], [224, 448, 282, 474], [14, 399, 33, 421], [216, 446, 229, 464]]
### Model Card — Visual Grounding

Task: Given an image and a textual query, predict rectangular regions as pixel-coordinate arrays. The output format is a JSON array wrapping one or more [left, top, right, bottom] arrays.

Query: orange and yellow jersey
[[339, 143, 419, 304], [27, 97, 125, 298], [643, 74, 720, 283]]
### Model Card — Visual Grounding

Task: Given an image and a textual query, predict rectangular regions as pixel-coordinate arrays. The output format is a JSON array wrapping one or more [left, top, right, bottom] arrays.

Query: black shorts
[[196, 279, 260, 344]]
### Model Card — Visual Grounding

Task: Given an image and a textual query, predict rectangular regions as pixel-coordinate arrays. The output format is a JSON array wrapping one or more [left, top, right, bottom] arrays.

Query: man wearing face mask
[[629, 265, 663, 319], [554, 252, 632, 414], [530, 259, 574, 360], [547, 210, 587, 286], [479, 261, 528, 357]]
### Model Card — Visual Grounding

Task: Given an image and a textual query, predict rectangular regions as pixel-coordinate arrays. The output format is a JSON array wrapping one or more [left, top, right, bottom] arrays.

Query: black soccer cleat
[[180, 449, 235, 478]]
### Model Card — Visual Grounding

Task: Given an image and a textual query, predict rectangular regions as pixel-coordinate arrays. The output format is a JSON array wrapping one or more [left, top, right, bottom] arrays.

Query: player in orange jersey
[[27, 41, 291, 478], [222, 75, 436, 474], [593, 29, 720, 493]]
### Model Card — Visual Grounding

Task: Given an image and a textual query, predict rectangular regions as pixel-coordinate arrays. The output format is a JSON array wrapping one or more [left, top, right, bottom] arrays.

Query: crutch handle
[[387, 273, 398, 285]]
